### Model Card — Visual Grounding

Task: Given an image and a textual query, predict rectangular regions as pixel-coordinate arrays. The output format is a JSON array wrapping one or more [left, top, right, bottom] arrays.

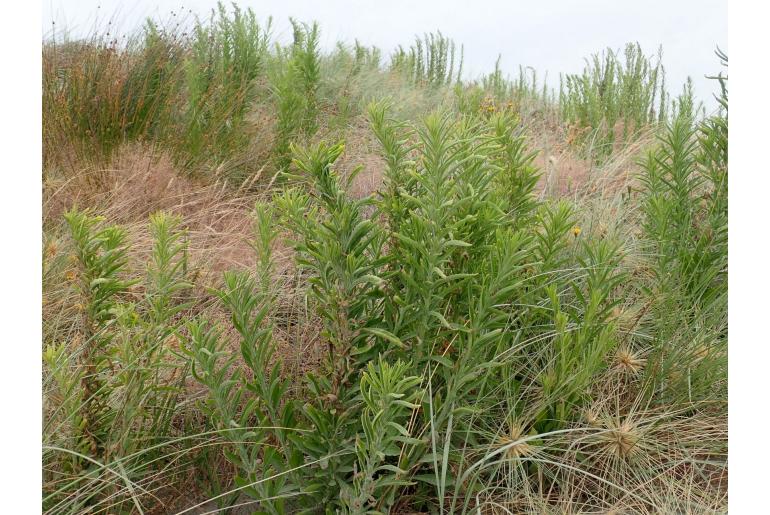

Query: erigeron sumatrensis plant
[[179, 102, 641, 513], [639, 50, 727, 405], [43, 210, 192, 512]]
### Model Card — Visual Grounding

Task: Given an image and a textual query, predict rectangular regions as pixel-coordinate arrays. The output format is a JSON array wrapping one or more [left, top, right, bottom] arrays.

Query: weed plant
[[560, 42, 668, 162], [390, 32, 463, 88], [270, 20, 322, 172], [41, 7, 728, 513], [43, 211, 192, 512]]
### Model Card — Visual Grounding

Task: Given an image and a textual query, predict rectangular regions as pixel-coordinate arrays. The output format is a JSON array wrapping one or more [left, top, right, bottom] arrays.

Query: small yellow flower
[[572, 226, 582, 238], [65, 270, 77, 281]]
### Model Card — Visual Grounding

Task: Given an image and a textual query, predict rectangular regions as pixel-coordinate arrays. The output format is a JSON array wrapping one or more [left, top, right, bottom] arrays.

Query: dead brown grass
[[42, 141, 324, 383], [525, 119, 656, 199]]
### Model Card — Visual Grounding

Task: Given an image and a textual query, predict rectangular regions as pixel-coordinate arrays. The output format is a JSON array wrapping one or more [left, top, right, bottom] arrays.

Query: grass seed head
[[614, 345, 646, 375], [496, 420, 534, 459], [598, 417, 641, 459]]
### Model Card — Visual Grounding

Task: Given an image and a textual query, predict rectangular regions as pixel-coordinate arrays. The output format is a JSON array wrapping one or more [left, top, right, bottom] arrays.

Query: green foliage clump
[[560, 42, 668, 161], [639, 50, 727, 404], [177, 103, 640, 512], [390, 31, 463, 88], [43, 210, 192, 512], [270, 20, 322, 171], [180, 2, 272, 166], [41, 7, 729, 511]]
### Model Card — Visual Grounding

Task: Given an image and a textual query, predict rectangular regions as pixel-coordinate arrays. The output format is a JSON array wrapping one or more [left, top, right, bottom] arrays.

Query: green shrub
[[639, 50, 727, 404], [179, 2, 272, 167], [390, 31, 463, 88], [180, 105, 637, 512], [560, 42, 668, 161], [41, 10, 728, 512], [43, 211, 192, 511], [270, 20, 322, 171]]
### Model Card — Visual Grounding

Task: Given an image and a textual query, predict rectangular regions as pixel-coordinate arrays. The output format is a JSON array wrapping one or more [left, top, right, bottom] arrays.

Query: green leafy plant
[[43, 211, 192, 512], [180, 2, 272, 167], [639, 51, 727, 404], [390, 31, 463, 88], [560, 42, 668, 162], [271, 20, 322, 171], [341, 358, 422, 513], [41, 10, 729, 513]]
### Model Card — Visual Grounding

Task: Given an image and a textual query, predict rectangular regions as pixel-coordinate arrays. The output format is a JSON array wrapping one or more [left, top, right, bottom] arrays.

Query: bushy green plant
[[390, 31, 463, 88], [639, 50, 727, 404], [560, 42, 667, 161], [58, 210, 136, 463], [341, 358, 422, 512], [270, 20, 322, 171], [180, 103, 637, 512], [180, 2, 272, 167], [41, 10, 728, 512], [43, 210, 192, 512]]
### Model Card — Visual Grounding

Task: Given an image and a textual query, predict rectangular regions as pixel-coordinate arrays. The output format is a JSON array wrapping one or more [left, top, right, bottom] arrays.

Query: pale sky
[[42, 0, 727, 110]]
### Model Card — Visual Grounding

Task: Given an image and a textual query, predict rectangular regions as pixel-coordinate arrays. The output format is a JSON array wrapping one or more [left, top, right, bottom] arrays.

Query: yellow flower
[[65, 270, 77, 281], [572, 226, 582, 237]]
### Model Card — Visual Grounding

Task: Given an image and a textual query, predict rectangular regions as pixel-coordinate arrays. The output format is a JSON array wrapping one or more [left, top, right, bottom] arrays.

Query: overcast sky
[[42, 0, 727, 110]]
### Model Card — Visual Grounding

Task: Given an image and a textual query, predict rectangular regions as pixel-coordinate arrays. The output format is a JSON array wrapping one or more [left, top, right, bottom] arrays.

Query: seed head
[[598, 417, 640, 459], [585, 407, 601, 427], [614, 345, 646, 375], [496, 420, 533, 459]]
